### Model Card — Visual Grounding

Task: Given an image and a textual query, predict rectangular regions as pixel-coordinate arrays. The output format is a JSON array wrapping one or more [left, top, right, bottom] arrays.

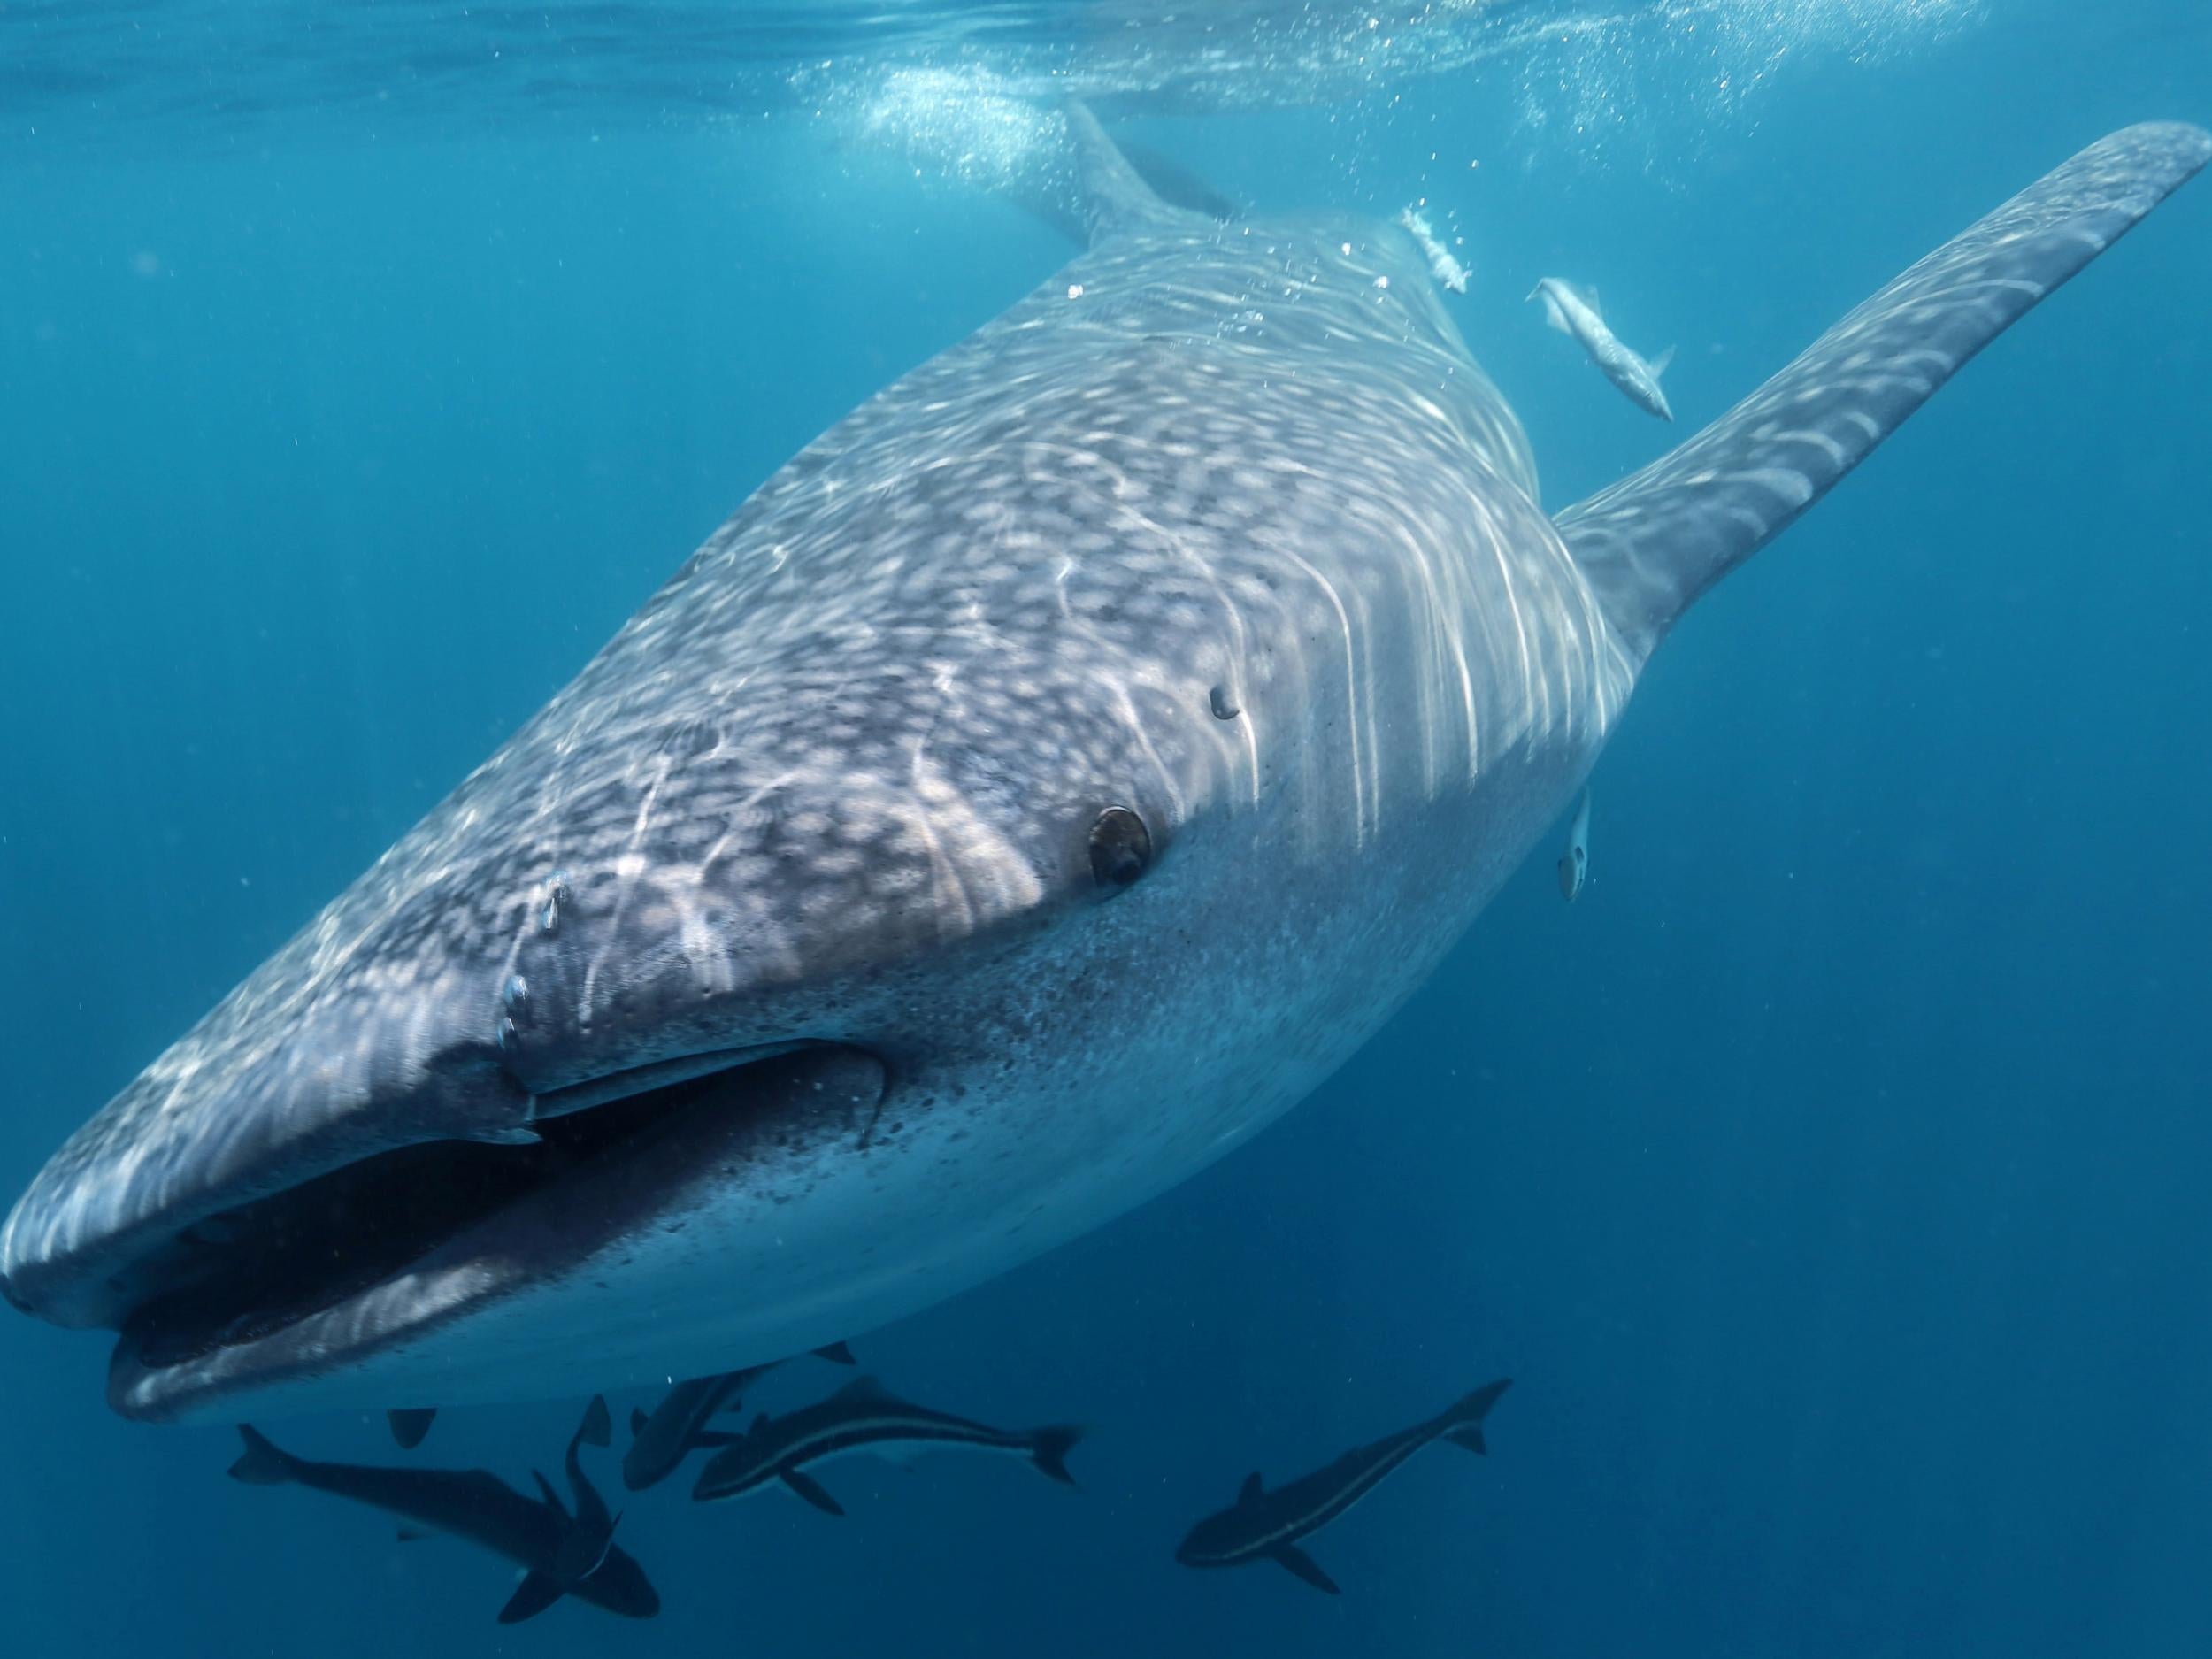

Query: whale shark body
[[3, 111, 2204, 1424]]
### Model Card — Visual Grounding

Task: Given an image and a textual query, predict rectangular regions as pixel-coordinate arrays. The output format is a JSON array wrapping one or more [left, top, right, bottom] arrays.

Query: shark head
[[3, 199, 1481, 1421], [0, 445, 1282, 1419]]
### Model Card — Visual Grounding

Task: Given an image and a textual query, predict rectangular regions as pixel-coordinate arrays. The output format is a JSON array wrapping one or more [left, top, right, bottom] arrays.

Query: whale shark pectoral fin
[[1554, 122, 2210, 664], [496, 1571, 565, 1624], [1538, 289, 1571, 334], [1270, 1543, 1340, 1594], [778, 1468, 847, 1517], [628, 1408, 649, 1440], [1647, 344, 1675, 378], [1239, 1471, 1265, 1504]]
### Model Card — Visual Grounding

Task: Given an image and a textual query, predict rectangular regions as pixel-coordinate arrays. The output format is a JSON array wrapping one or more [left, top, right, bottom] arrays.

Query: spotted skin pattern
[[3, 113, 2203, 1423]]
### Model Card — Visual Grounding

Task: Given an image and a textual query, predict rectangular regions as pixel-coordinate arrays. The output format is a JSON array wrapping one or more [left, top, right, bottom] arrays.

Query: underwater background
[[2, 1, 2208, 1653]]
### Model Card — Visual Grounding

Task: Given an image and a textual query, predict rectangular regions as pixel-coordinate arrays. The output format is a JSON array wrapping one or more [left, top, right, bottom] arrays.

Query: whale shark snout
[[2, 634, 1206, 1421]]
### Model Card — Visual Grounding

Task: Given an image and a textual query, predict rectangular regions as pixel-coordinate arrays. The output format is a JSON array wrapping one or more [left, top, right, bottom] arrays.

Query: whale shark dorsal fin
[[1064, 102, 1202, 248], [830, 1375, 892, 1405], [1239, 1471, 1264, 1503], [1554, 122, 2209, 664]]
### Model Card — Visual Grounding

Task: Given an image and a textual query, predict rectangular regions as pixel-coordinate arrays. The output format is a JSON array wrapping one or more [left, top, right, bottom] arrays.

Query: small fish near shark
[[622, 1340, 857, 1492], [1556, 788, 1591, 902], [1176, 1379, 1512, 1594], [1529, 276, 1676, 421], [531, 1395, 623, 1610], [0, 106, 2203, 1428], [227, 1399, 658, 1623], [690, 1376, 1083, 1512]]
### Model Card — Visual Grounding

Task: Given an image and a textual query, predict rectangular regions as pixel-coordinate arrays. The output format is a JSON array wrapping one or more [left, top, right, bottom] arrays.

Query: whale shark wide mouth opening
[[106, 1043, 875, 1390]]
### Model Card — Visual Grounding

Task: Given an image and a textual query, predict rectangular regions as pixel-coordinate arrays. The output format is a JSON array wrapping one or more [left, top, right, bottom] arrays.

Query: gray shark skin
[[1, 111, 2204, 1424], [227, 1408, 658, 1622], [689, 1375, 1081, 1509], [1529, 276, 1675, 421], [1175, 1378, 1511, 1593]]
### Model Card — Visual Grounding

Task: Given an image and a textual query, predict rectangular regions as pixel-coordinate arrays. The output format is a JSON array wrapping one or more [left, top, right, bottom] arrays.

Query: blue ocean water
[[2, 1, 2208, 1653]]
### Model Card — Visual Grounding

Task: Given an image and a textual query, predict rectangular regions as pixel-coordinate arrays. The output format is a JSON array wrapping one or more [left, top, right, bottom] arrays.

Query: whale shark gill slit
[[1557, 122, 2212, 662]]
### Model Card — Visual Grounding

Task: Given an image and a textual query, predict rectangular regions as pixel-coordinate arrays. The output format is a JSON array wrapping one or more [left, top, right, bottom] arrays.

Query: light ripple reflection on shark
[[1, 109, 2204, 1424]]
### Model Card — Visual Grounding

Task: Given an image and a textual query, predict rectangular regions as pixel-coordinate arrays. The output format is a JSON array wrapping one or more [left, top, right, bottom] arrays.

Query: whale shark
[[2, 110, 2203, 1424]]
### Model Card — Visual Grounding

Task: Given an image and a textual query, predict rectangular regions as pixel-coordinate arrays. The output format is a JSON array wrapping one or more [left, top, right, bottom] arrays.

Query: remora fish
[[227, 1402, 659, 1623], [1528, 276, 1676, 421], [689, 1376, 1082, 1510], [1557, 788, 1591, 901], [532, 1394, 621, 1605], [1175, 1378, 1511, 1594], [622, 1340, 856, 1492], [1, 112, 2203, 1424]]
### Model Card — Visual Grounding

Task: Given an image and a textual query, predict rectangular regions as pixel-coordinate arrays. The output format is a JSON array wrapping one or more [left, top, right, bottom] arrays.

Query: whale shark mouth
[[97, 1043, 888, 1421]]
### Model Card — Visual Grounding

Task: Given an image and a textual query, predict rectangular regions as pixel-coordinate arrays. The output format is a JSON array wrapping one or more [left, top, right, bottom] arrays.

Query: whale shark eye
[[1087, 806, 1152, 892]]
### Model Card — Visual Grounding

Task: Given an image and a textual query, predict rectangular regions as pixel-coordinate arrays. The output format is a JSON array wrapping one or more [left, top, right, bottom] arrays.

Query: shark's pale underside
[[3, 111, 2203, 1422]]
